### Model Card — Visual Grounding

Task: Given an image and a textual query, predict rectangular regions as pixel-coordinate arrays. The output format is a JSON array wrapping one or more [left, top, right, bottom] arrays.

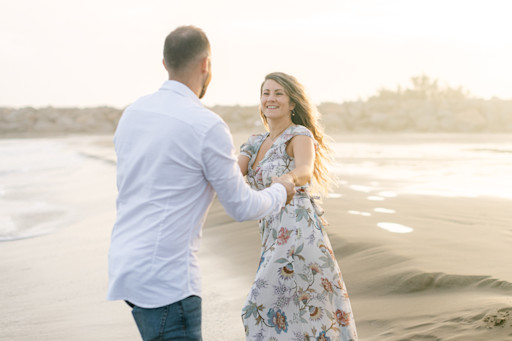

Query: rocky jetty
[[1, 76, 511, 136], [0, 106, 122, 136]]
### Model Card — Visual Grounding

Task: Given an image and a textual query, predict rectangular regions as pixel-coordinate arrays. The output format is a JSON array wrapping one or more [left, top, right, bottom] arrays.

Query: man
[[107, 26, 295, 340]]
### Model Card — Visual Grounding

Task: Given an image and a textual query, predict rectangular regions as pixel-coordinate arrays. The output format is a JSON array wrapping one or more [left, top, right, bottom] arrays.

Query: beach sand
[[0, 134, 511, 340]]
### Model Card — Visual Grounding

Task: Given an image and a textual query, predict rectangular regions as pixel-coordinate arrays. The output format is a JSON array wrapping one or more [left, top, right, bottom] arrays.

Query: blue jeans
[[129, 296, 202, 341]]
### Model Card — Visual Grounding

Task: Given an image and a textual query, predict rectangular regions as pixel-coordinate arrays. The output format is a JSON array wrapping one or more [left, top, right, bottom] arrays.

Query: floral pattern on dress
[[240, 125, 358, 340]]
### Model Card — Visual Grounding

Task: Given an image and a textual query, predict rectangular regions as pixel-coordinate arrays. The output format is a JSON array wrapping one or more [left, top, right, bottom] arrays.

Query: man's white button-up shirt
[[107, 80, 286, 308]]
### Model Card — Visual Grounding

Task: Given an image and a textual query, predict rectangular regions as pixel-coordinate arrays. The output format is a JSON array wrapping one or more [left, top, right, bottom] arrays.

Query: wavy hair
[[259, 72, 334, 195]]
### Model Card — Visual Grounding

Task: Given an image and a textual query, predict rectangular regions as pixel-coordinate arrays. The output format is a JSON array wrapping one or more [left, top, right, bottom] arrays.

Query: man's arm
[[201, 121, 294, 221]]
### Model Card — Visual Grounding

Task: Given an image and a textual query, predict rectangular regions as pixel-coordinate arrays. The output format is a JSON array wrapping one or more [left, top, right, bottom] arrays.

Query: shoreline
[[0, 134, 511, 340]]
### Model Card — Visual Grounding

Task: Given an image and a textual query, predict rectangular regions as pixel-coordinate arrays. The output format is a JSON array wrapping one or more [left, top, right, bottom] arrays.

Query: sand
[[0, 134, 511, 340]]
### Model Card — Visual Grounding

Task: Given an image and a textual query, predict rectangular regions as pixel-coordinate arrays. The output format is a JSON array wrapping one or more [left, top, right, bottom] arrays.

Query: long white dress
[[240, 125, 358, 341]]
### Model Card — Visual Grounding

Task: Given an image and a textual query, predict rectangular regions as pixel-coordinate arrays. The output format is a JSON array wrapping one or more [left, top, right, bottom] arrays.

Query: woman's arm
[[238, 155, 250, 176], [281, 135, 315, 186]]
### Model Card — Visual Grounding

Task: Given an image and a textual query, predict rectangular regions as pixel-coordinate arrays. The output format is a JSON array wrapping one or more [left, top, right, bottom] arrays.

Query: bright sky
[[1, 0, 511, 108]]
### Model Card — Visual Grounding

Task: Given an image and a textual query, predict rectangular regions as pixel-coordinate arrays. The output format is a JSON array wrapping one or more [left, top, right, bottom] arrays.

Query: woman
[[238, 72, 358, 340]]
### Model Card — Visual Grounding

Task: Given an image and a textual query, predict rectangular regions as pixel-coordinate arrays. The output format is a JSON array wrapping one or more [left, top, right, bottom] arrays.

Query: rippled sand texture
[[0, 134, 511, 340]]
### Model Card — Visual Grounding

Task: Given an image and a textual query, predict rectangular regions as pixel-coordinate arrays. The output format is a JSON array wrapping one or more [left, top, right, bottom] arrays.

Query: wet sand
[[0, 134, 511, 340]]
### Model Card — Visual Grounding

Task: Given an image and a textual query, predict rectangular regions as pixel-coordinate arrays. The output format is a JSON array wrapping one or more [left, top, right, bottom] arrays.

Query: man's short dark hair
[[163, 26, 210, 72]]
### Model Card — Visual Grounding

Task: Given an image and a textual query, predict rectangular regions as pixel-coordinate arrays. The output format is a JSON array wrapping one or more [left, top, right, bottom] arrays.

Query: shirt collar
[[159, 80, 203, 106]]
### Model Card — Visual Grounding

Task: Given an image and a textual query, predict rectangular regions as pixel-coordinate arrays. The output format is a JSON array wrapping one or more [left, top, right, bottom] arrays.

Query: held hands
[[271, 176, 295, 205]]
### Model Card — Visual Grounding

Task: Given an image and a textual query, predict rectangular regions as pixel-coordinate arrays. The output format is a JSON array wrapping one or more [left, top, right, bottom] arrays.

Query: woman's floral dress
[[240, 125, 358, 341]]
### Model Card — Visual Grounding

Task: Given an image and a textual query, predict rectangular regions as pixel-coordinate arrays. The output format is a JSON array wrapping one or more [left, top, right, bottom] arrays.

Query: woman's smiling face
[[260, 79, 295, 120]]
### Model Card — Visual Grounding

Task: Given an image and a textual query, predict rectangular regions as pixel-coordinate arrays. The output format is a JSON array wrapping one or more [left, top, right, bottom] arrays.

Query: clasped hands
[[271, 176, 295, 205]]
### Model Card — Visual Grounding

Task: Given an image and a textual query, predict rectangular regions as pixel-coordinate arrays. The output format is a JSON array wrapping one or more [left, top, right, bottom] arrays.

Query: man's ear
[[162, 58, 169, 71], [201, 56, 210, 73]]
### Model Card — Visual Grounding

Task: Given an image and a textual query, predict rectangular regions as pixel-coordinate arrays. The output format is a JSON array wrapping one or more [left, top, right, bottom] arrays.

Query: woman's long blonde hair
[[259, 72, 333, 195]]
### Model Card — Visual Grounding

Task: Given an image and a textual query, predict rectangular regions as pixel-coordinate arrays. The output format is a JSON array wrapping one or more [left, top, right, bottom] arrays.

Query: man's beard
[[199, 64, 212, 99], [199, 81, 208, 99]]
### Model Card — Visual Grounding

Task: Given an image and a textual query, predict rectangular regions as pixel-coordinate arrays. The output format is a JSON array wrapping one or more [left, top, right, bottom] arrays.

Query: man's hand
[[272, 177, 295, 205]]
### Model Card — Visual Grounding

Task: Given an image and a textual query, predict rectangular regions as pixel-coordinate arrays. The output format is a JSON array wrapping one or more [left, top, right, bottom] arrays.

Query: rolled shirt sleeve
[[201, 121, 286, 221]]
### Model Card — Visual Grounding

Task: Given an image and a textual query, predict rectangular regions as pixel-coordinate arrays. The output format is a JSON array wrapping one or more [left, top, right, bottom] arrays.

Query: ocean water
[[330, 133, 512, 200], [1, 134, 511, 241], [0, 138, 85, 241]]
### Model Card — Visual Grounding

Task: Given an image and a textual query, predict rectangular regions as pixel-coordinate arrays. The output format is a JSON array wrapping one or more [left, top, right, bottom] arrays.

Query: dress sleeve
[[239, 134, 264, 159], [281, 125, 318, 150]]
